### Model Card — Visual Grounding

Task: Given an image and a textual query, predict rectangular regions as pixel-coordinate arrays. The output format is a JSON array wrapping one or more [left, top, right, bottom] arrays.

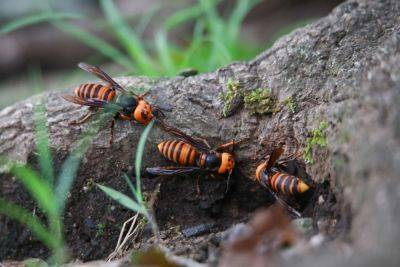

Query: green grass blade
[[155, 31, 175, 75], [136, 5, 162, 37], [0, 12, 84, 35], [227, 0, 260, 42], [52, 21, 135, 71], [198, 0, 224, 70], [199, 0, 223, 32], [163, 4, 204, 31], [180, 20, 206, 69], [9, 163, 58, 217], [55, 109, 117, 212], [96, 184, 145, 213], [0, 198, 58, 250], [55, 154, 81, 212], [135, 120, 155, 201], [100, 0, 154, 75], [122, 173, 138, 198], [33, 102, 54, 185], [30, 68, 55, 185]]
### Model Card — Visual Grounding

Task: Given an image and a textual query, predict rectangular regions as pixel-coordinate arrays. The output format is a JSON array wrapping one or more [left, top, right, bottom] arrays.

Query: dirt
[[1, 0, 400, 266]]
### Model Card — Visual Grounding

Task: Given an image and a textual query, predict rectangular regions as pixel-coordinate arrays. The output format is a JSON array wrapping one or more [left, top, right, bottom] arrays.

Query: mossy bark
[[1, 0, 399, 265]]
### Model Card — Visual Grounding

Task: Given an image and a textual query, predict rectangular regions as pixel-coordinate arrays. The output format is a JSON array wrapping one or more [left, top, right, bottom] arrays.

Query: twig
[[107, 213, 140, 261]]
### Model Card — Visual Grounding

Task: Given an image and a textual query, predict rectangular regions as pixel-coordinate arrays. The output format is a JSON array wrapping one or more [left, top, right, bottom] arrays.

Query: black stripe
[[103, 88, 111, 102], [162, 141, 171, 157], [83, 84, 90, 98], [275, 174, 283, 193], [184, 146, 193, 165], [284, 175, 292, 195], [175, 142, 185, 164], [86, 84, 94, 98], [79, 85, 86, 98], [93, 84, 102, 99], [168, 141, 177, 160], [292, 179, 299, 194]]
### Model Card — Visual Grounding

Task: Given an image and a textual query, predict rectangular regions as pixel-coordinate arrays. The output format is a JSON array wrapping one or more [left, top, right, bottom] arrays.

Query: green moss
[[304, 121, 328, 164], [284, 96, 297, 113], [96, 223, 106, 238], [244, 88, 277, 115], [219, 79, 243, 117]]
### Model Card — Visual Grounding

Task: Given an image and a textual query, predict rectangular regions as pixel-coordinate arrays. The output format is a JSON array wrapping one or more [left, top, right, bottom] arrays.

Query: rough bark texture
[[1, 0, 400, 265]]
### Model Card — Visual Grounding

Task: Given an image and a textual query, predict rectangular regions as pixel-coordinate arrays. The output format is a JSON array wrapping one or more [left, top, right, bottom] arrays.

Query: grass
[[0, 0, 263, 76], [97, 120, 159, 241], [0, 70, 119, 265], [0, 0, 318, 110]]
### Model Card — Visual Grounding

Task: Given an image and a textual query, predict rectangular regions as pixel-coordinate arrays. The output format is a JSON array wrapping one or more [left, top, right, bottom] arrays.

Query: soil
[[1, 0, 399, 266]]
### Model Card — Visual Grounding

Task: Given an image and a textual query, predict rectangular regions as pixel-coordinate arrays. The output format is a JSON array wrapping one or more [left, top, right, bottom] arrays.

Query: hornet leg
[[196, 176, 202, 197], [69, 107, 94, 126], [109, 119, 115, 145], [216, 140, 235, 153]]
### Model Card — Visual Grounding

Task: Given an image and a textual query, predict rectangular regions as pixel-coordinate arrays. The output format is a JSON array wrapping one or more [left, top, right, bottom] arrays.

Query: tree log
[[1, 0, 399, 265]]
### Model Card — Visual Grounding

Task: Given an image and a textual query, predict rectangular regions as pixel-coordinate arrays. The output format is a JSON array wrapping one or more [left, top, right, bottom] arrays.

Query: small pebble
[[318, 195, 325, 205], [309, 234, 325, 248], [182, 223, 215, 238]]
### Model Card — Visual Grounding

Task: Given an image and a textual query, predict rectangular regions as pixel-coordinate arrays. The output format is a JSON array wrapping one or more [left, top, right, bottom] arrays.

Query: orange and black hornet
[[255, 147, 311, 217], [63, 63, 162, 144], [255, 147, 310, 196], [146, 123, 236, 191]]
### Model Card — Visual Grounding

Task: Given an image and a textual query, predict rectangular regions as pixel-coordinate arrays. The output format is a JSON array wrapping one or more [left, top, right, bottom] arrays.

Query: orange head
[[133, 99, 154, 125], [218, 153, 235, 174]]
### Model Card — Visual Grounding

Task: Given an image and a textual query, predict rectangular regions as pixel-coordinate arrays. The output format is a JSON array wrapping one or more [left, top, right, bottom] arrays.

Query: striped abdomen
[[256, 164, 309, 195], [266, 172, 309, 195], [74, 83, 115, 102], [157, 141, 198, 166]]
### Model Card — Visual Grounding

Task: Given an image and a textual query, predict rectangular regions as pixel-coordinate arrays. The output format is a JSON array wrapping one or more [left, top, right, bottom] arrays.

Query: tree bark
[[1, 0, 399, 264]]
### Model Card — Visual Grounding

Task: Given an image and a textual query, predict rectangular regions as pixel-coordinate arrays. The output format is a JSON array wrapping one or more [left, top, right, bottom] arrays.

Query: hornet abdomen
[[256, 163, 310, 195], [74, 83, 115, 102], [157, 140, 198, 166]]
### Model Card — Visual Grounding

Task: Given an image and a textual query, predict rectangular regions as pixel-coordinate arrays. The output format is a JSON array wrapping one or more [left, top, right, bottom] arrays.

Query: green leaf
[[155, 31, 174, 75], [122, 173, 138, 198], [227, 0, 261, 43], [0, 12, 84, 35], [163, 4, 204, 31], [52, 21, 135, 71], [0, 198, 57, 250], [55, 154, 81, 212], [180, 20, 206, 69], [33, 102, 54, 185], [136, 5, 162, 37], [135, 120, 155, 201], [96, 184, 145, 213], [55, 108, 116, 212], [100, 0, 154, 75], [10, 164, 58, 217], [30, 67, 55, 185]]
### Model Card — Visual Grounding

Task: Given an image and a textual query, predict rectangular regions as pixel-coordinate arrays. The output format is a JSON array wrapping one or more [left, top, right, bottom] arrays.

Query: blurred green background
[[0, 0, 343, 109]]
